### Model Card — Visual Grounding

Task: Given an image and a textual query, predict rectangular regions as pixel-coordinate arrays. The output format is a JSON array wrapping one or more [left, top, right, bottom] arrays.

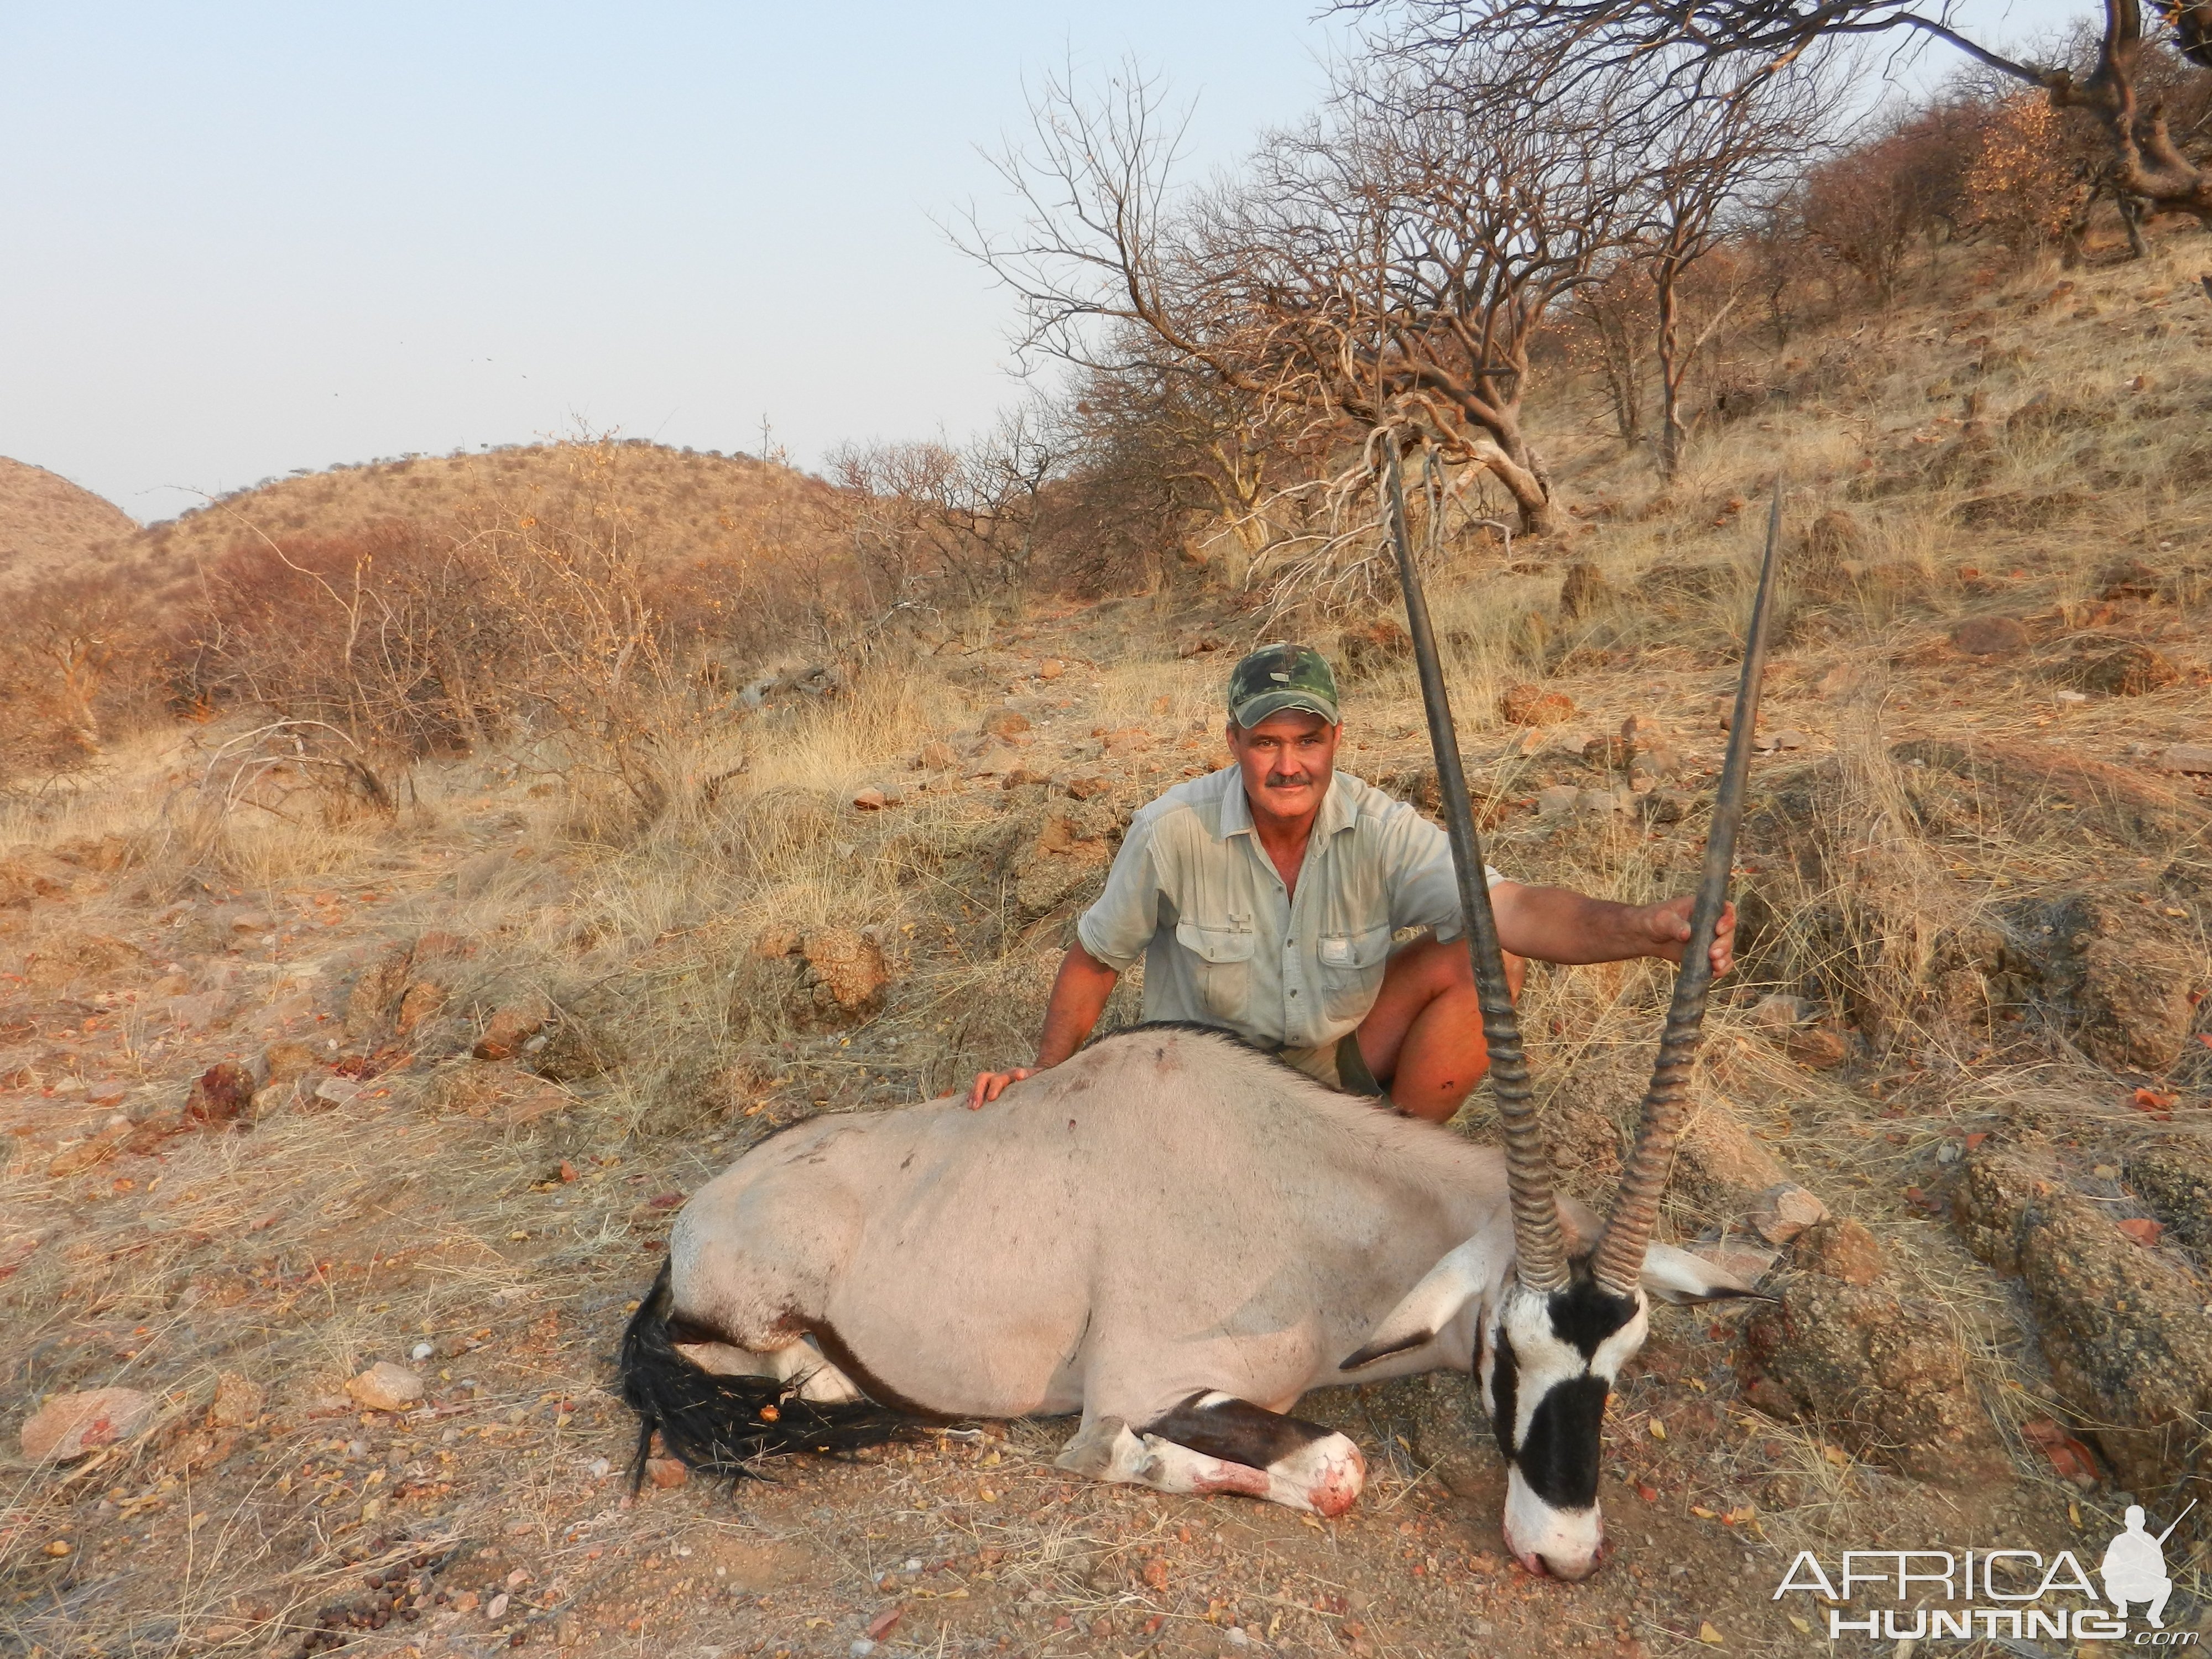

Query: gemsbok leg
[[1055, 1392, 1366, 1516]]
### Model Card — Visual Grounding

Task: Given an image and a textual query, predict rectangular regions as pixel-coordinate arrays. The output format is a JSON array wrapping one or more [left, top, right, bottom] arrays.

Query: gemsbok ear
[[1339, 1239, 1489, 1370], [1640, 1243, 1776, 1306]]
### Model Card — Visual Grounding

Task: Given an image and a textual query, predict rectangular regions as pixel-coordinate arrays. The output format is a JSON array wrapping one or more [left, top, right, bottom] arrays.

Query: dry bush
[[0, 570, 170, 796]]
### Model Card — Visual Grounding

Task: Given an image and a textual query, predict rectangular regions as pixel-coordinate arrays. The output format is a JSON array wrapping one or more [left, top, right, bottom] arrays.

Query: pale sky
[[0, 1, 2084, 523]]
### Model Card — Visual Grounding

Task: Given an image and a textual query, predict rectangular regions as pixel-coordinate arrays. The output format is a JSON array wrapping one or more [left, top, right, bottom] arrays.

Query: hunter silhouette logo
[[1773, 1500, 2199, 1644], [2103, 1502, 2194, 1629]]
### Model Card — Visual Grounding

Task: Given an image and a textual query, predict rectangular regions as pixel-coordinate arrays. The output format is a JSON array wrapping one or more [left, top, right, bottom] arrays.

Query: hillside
[[0, 458, 137, 588], [1, 233, 2209, 1657], [5, 440, 834, 605]]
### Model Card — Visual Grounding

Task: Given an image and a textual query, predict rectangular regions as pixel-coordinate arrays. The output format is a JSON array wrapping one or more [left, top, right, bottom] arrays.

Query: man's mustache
[[1264, 770, 1317, 789]]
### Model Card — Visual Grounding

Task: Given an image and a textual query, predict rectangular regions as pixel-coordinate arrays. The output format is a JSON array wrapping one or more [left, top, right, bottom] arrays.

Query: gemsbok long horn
[[1589, 480, 1785, 1296], [1379, 429, 1566, 1294]]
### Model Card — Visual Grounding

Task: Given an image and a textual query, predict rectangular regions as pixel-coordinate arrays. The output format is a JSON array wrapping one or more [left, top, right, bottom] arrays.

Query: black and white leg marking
[[1056, 1393, 1367, 1515]]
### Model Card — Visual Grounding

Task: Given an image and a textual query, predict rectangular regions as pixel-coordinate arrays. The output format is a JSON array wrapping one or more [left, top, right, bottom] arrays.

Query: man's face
[[1226, 709, 1342, 828]]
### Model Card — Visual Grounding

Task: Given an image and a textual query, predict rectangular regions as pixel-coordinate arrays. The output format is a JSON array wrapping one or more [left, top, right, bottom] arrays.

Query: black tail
[[617, 1261, 915, 1492]]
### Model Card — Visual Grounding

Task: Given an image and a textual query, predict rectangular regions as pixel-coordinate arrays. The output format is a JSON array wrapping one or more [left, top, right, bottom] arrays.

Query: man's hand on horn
[[1638, 895, 1736, 977]]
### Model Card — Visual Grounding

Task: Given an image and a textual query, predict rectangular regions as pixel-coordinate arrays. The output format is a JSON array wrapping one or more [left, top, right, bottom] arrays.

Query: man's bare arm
[[967, 943, 1120, 1107], [1489, 882, 1735, 976]]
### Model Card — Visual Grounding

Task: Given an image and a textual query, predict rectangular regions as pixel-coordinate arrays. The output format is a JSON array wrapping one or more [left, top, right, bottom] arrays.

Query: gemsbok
[[618, 466, 1786, 1581]]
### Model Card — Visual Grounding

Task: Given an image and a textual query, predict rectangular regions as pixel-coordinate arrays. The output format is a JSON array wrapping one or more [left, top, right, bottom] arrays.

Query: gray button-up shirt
[[1074, 766, 1503, 1051]]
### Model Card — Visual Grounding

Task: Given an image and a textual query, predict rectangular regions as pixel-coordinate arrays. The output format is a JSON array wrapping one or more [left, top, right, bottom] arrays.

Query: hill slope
[[0, 458, 137, 587]]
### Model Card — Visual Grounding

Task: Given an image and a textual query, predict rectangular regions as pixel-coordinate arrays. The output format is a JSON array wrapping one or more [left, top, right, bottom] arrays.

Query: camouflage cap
[[1227, 643, 1340, 729]]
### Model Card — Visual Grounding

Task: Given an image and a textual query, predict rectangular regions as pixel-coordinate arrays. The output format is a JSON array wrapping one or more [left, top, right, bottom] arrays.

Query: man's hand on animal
[[972, 643, 1735, 1121]]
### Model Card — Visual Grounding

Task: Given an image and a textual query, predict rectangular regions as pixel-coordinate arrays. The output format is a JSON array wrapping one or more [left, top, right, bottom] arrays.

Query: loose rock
[[2070, 643, 2180, 697], [980, 708, 1031, 740], [346, 1363, 425, 1412], [799, 930, 889, 1020], [1783, 1025, 1851, 1070], [1951, 616, 2031, 656], [1500, 683, 1575, 727], [2161, 743, 2212, 775], [185, 1062, 256, 1125], [1534, 785, 1580, 818], [473, 1003, 550, 1062], [21, 1387, 157, 1463], [1748, 1183, 1830, 1245]]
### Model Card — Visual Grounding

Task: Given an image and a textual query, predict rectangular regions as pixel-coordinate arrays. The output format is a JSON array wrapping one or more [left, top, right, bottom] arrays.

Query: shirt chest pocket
[[1316, 924, 1394, 1022], [1175, 918, 1256, 1024]]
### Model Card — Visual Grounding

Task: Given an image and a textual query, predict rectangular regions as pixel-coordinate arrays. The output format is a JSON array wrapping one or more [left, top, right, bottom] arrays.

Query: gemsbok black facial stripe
[[1516, 1375, 1610, 1509], [1487, 1327, 1520, 1459], [1141, 1392, 1337, 1469]]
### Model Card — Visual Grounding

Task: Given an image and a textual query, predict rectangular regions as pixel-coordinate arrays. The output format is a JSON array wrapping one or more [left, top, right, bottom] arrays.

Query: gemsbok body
[[620, 466, 1787, 1580]]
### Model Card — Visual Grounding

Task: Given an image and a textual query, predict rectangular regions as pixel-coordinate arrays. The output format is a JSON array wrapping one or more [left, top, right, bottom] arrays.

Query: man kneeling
[[972, 644, 1734, 1121]]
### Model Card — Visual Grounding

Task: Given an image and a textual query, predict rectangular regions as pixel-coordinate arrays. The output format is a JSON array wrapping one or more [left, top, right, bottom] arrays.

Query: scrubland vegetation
[[3, 5, 2211, 1654]]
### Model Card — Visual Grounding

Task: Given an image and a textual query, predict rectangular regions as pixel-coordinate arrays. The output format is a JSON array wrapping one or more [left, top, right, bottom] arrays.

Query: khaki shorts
[[1276, 1031, 1385, 1098]]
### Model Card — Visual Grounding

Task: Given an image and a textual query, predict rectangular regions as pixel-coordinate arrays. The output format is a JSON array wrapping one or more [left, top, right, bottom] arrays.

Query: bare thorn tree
[[1348, 0, 2211, 226], [961, 51, 1654, 541]]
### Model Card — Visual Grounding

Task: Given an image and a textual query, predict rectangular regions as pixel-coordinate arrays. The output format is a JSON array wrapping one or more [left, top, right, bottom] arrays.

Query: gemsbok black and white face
[[1345, 1237, 1760, 1579], [1485, 1272, 1646, 1579]]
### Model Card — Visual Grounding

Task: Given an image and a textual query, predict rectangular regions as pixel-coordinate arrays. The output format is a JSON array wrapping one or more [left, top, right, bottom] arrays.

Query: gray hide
[[669, 1025, 1502, 1428]]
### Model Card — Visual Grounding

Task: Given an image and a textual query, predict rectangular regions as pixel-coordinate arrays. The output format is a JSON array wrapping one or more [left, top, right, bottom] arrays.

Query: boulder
[[1005, 807, 1120, 920], [1954, 1147, 2212, 1506], [1783, 1025, 1851, 1070], [346, 1363, 425, 1412], [394, 979, 448, 1035], [1996, 893, 2198, 1072], [1792, 1218, 1886, 1285], [1735, 1277, 2008, 1486], [2069, 643, 2180, 697], [185, 1062, 257, 1125], [798, 930, 888, 1020], [1500, 684, 1576, 727], [2161, 743, 2212, 775], [472, 1002, 550, 1062], [21, 1387, 156, 1462]]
